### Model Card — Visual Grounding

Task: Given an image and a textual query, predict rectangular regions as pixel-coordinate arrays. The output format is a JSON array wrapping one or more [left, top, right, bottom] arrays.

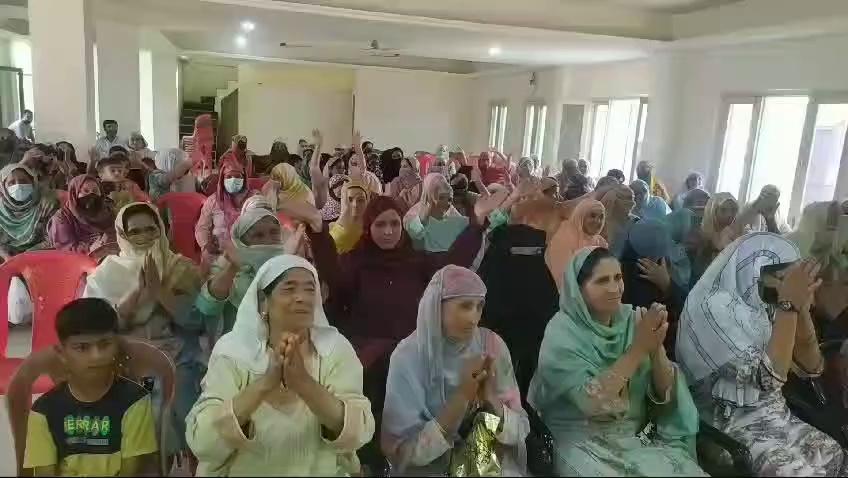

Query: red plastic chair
[[0, 251, 97, 394], [156, 192, 207, 264], [6, 338, 176, 476]]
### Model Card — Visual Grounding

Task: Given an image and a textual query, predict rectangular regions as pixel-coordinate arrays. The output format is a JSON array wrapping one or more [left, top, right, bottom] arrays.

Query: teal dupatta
[[529, 248, 700, 456]]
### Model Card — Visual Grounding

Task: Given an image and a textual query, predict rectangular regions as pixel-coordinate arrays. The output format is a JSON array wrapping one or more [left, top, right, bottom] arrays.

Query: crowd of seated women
[[4, 118, 848, 477]]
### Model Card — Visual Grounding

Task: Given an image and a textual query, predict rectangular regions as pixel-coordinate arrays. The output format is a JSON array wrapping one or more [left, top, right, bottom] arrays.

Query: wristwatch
[[777, 300, 798, 313]]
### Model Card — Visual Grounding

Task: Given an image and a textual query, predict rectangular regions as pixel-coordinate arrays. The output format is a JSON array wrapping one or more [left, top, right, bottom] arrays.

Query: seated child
[[97, 153, 150, 212], [24, 298, 158, 477]]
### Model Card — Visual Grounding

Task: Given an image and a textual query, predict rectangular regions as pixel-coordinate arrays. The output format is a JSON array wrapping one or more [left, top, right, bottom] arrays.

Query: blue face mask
[[7, 183, 33, 202], [224, 178, 244, 194]]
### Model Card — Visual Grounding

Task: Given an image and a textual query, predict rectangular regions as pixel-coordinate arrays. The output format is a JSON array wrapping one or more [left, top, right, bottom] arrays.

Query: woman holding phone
[[677, 233, 847, 476]]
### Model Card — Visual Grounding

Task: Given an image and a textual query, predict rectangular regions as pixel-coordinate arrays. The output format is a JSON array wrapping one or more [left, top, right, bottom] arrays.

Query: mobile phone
[[759, 262, 795, 304]]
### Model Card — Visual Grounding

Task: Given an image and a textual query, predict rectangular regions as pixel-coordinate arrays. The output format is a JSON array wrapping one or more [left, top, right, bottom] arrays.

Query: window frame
[[586, 96, 649, 180], [713, 91, 848, 224], [522, 102, 547, 159], [488, 103, 508, 152]]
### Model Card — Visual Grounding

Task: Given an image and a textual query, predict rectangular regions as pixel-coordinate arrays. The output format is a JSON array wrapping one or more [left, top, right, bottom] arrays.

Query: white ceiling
[[605, 0, 742, 12], [94, 0, 664, 74]]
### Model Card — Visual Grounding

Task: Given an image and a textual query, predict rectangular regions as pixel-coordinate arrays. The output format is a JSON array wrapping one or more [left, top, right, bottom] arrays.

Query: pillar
[[29, 0, 96, 149], [95, 20, 141, 137], [641, 51, 686, 189]]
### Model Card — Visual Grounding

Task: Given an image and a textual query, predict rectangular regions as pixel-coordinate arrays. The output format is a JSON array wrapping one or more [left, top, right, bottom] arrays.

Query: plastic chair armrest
[[698, 420, 753, 476]]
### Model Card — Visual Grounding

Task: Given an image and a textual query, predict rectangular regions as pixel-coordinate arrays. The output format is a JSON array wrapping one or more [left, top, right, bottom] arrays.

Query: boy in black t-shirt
[[24, 298, 157, 476]]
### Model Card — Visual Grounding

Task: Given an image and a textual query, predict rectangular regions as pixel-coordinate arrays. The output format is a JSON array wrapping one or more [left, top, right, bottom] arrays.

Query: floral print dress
[[691, 353, 848, 476]]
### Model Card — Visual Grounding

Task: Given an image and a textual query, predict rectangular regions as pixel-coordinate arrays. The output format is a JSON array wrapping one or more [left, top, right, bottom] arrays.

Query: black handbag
[[523, 401, 555, 476]]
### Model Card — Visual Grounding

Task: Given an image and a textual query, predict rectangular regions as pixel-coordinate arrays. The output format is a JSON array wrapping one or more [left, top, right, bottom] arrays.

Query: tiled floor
[[1, 325, 34, 475]]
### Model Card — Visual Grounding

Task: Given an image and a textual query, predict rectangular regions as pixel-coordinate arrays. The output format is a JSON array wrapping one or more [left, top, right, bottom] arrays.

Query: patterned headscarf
[[677, 233, 799, 406], [0, 163, 57, 250]]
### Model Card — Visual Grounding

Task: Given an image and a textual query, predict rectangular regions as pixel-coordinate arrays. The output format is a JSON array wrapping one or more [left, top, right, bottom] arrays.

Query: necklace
[[67, 372, 116, 403]]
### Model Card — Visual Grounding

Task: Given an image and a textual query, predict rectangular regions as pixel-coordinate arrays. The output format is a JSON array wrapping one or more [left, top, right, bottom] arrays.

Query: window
[[522, 103, 547, 158], [715, 94, 848, 223], [587, 98, 648, 179], [488, 104, 508, 151], [11, 40, 33, 112]]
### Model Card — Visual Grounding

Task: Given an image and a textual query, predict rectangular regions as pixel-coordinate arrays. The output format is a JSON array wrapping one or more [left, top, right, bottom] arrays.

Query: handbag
[[523, 400, 555, 476]]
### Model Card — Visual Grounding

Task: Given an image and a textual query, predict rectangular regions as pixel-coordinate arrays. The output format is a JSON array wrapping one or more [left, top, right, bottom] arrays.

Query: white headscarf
[[209, 254, 340, 374], [85, 202, 200, 325], [676, 232, 799, 406]]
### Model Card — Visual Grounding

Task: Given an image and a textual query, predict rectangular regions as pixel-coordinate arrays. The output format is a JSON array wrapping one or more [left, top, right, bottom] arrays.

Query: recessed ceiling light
[[235, 35, 247, 47], [241, 21, 255, 32], [488, 46, 502, 56]]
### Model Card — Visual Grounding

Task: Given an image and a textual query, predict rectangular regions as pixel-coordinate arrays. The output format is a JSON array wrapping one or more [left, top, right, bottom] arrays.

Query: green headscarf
[[0, 163, 57, 252], [530, 247, 699, 450]]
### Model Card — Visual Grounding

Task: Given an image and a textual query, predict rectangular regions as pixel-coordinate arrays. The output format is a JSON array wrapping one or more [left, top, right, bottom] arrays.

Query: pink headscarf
[[546, 199, 608, 290], [215, 158, 251, 231], [418, 153, 436, 176], [191, 114, 215, 173]]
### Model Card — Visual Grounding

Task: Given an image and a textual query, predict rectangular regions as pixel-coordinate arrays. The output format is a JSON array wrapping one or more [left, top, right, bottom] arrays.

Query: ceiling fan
[[279, 39, 401, 58]]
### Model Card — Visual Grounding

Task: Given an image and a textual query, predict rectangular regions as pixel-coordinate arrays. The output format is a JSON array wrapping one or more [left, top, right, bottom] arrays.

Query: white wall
[[141, 30, 179, 151], [663, 34, 848, 194], [471, 61, 654, 168], [237, 63, 355, 153], [354, 69, 474, 154], [471, 68, 564, 165], [29, 0, 96, 149], [183, 61, 238, 103], [95, 20, 140, 135]]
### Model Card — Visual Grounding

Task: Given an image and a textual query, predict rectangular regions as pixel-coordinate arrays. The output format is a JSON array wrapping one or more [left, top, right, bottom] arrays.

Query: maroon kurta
[[309, 221, 485, 341]]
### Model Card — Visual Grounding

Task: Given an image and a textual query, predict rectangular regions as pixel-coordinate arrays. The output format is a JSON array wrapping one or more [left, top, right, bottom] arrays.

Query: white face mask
[[7, 183, 33, 202], [224, 178, 244, 194]]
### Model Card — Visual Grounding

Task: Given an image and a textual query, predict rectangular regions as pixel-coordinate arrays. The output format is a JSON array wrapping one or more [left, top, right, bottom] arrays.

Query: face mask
[[237, 244, 286, 271], [8, 184, 33, 202], [78, 194, 104, 212], [224, 178, 244, 194]]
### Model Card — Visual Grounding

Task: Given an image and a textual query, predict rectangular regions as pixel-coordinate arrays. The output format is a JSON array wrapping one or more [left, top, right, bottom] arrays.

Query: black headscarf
[[380, 147, 404, 183]]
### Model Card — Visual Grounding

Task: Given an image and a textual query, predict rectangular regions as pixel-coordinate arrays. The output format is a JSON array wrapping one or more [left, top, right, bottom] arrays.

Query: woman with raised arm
[[388, 156, 422, 213]]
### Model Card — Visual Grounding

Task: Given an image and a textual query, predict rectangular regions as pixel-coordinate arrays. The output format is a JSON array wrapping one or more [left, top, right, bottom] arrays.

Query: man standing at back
[[94, 120, 126, 160], [8, 109, 34, 143]]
